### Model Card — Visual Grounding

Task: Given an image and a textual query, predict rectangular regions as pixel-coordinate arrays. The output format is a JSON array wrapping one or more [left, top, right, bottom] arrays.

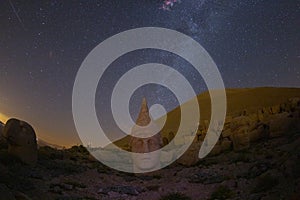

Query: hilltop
[[114, 87, 300, 147]]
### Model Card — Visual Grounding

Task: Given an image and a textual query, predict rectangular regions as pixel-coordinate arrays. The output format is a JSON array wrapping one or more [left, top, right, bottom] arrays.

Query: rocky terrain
[[0, 87, 300, 200], [0, 129, 299, 200]]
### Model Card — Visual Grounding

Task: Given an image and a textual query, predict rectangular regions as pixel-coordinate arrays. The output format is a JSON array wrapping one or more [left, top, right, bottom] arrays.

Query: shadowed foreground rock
[[0, 121, 6, 148], [3, 118, 38, 166]]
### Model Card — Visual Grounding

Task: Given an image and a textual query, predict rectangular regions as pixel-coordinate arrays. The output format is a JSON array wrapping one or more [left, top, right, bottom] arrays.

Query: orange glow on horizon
[[0, 112, 9, 123]]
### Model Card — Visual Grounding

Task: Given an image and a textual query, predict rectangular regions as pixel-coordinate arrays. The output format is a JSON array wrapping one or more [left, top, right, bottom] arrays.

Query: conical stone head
[[130, 98, 163, 173], [136, 97, 151, 126], [130, 97, 161, 140]]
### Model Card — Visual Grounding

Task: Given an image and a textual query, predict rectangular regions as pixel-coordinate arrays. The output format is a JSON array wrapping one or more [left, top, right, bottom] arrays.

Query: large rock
[[0, 122, 7, 148], [230, 116, 251, 131], [161, 150, 174, 163], [262, 107, 272, 115], [221, 138, 232, 151], [230, 126, 250, 151], [3, 118, 37, 166], [209, 143, 222, 156], [268, 113, 295, 138], [225, 116, 233, 124], [176, 142, 200, 166], [248, 113, 259, 124], [249, 123, 269, 142], [257, 108, 271, 122], [270, 105, 281, 114], [221, 128, 232, 138], [288, 97, 300, 108]]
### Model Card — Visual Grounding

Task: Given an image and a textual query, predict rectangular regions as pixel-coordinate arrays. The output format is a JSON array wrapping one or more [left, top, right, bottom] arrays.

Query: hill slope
[[114, 87, 300, 147]]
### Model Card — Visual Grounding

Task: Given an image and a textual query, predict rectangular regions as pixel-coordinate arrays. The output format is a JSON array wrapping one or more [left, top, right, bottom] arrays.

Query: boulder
[[3, 118, 38, 166], [268, 113, 295, 138], [0, 122, 7, 148], [162, 137, 169, 146], [197, 131, 206, 141], [257, 108, 272, 122], [221, 128, 232, 138], [221, 138, 232, 151], [280, 103, 293, 113], [176, 142, 200, 166], [168, 131, 175, 142], [225, 116, 233, 124], [230, 126, 250, 151], [161, 150, 174, 163], [257, 110, 265, 122], [209, 143, 222, 156], [248, 113, 259, 124], [249, 124, 269, 142], [288, 97, 300, 108], [262, 107, 272, 115], [270, 105, 281, 114], [204, 120, 209, 130], [230, 116, 251, 131], [240, 109, 248, 116]]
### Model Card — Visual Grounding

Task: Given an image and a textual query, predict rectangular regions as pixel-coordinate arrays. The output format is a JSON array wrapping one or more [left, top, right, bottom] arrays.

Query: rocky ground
[[1, 95, 300, 200], [0, 129, 300, 200]]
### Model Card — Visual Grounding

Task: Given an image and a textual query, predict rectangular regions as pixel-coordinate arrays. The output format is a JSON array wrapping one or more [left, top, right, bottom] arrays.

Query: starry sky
[[0, 0, 299, 147]]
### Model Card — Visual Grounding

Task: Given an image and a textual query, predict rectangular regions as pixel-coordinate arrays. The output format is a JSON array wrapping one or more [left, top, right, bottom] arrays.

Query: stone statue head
[[3, 118, 37, 165], [130, 98, 163, 173]]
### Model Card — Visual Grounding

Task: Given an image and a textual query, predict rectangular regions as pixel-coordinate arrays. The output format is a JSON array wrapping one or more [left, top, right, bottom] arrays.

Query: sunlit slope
[[114, 87, 300, 147]]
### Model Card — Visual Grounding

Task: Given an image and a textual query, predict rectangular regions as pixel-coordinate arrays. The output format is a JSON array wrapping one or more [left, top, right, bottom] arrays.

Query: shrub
[[38, 146, 64, 160]]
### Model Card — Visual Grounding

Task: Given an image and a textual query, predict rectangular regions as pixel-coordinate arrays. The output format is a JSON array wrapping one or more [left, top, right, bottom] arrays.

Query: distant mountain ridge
[[37, 138, 64, 149]]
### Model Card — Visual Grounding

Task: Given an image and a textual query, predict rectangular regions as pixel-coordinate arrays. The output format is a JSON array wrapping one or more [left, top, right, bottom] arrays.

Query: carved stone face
[[130, 98, 163, 173], [131, 134, 161, 153], [130, 130, 162, 172], [3, 118, 37, 165], [3, 118, 37, 147]]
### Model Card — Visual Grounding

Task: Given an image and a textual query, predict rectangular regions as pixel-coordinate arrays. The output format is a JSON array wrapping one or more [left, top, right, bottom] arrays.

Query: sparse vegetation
[[38, 146, 64, 160]]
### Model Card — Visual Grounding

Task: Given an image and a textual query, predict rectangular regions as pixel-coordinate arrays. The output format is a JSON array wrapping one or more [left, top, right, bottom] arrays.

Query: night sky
[[0, 0, 299, 146]]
